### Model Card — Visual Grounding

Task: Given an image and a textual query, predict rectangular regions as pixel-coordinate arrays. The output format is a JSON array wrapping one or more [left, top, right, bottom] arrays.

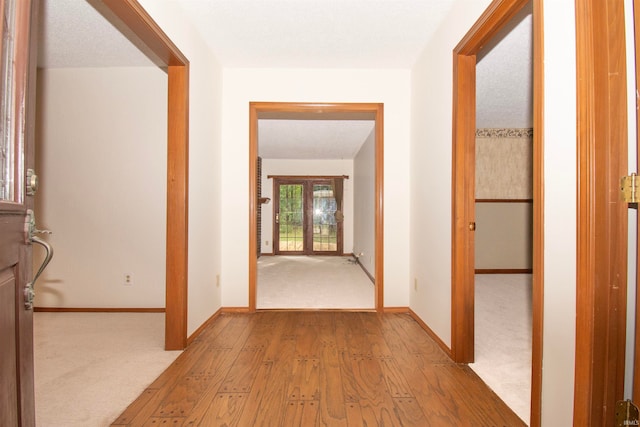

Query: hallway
[[113, 311, 524, 426]]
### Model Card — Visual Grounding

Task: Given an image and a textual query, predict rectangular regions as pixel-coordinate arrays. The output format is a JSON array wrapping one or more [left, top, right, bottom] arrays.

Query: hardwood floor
[[112, 312, 525, 426]]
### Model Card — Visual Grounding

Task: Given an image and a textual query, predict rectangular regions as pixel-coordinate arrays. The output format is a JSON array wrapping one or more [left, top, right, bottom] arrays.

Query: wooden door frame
[[635, 0, 640, 404], [574, 0, 628, 424], [273, 176, 345, 256], [451, 0, 543, 425], [87, 0, 189, 350], [249, 102, 384, 311]]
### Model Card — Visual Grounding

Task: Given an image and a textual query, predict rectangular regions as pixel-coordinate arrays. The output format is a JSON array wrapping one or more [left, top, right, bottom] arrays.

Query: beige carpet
[[257, 255, 375, 309], [34, 312, 181, 427], [471, 274, 532, 425]]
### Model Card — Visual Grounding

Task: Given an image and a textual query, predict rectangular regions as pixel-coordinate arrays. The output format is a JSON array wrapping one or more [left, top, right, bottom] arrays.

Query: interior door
[[273, 177, 343, 255], [0, 0, 39, 425]]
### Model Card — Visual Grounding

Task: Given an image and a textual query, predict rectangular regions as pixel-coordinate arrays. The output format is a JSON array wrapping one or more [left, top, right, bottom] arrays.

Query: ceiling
[[37, 0, 532, 159]]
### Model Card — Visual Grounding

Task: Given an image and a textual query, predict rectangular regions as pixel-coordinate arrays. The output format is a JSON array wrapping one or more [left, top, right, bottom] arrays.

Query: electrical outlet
[[414, 278, 418, 291], [124, 273, 134, 286], [216, 274, 220, 288], [265, 240, 269, 246]]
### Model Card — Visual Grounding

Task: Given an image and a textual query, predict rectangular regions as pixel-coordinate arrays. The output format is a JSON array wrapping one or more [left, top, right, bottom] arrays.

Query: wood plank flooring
[[111, 312, 525, 426]]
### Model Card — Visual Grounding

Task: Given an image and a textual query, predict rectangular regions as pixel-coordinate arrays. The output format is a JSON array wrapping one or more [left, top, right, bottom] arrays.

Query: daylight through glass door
[[273, 177, 343, 255]]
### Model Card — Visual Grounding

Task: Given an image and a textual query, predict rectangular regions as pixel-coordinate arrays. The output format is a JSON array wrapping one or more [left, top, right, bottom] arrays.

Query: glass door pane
[[312, 184, 337, 252], [278, 184, 304, 252], [1, 0, 18, 201]]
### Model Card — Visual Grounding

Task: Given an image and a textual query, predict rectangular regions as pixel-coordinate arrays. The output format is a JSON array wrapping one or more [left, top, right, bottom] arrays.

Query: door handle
[[275, 212, 279, 224], [24, 210, 54, 310]]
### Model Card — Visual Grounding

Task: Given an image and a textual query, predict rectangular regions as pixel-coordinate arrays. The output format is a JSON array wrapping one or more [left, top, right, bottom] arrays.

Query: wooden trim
[[454, 0, 531, 55], [475, 269, 532, 274], [187, 308, 222, 345], [374, 104, 384, 310], [99, 0, 188, 67], [164, 64, 189, 351], [267, 175, 349, 180], [452, 0, 542, 424], [222, 307, 253, 314], [409, 308, 454, 359], [378, 307, 407, 313], [475, 198, 533, 203], [249, 102, 384, 312], [574, 0, 628, 424], [33, 307, 165, 313], [100, 0, 190, 351], [529, 1, 544, 425], [635, 0, 640, 404], [256, 308, 377, 313], [451, 52, 477, 364]]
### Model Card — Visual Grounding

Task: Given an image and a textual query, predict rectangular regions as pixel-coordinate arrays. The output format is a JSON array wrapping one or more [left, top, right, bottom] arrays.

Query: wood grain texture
[[574, 0, 628, 425], [530, 0, 544, 425], [635, 0, 640, 405], [112, 312, 525, 426]]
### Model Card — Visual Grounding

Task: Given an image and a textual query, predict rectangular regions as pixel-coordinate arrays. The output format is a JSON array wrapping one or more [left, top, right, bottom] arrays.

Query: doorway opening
[[35, 1, 189, 350], [249, 102, 384, 312], [451, 0, 543, 425]]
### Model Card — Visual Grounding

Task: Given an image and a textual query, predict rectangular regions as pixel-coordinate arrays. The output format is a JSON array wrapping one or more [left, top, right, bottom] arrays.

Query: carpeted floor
[[471, 274, 532, 425], [34, 312, 180, 427], [257, 255, 375, 309]]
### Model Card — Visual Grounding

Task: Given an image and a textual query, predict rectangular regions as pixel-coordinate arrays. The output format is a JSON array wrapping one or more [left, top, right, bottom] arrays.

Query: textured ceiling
[[38, 0, 155, 68], [173, 0, 456, 68], [36, 0, 533, 158], [258, 120, 375, 159], [476, 2, 533, 129]]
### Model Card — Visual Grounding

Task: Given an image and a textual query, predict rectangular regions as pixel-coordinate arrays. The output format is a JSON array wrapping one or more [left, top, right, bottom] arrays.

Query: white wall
[[410, 0, 493, 347], [539, 2, 577, 425], [260, 159, 354, 255], [35, 67, 167, 308], [353, 129, 376, 275], [131, 0, 224, 334], [221, 68, 411, 308], [410, 0, 578, 424]]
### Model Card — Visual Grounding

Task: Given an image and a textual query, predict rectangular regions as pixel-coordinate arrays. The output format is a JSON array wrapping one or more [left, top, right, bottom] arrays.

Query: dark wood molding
[[574, 0, 628, 424], [33, 307, 165, 313], [475, 269, 532, 274], [100, 0, 190, 351], [249, 102, 384, 312]]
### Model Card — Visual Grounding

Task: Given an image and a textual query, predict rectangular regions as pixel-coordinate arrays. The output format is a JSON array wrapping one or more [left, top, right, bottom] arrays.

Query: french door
[[273, 177, 343, 255], [1, 0, 39, 425]]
